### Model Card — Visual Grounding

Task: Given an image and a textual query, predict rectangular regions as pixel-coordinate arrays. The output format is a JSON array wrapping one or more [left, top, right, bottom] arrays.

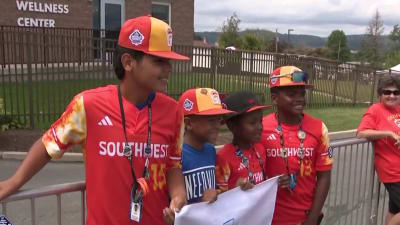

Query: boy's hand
[[201, 189, 218, 203], [163, 195, 187, 224], [236, 178, 254, 191], [278, 174, 290, 189]]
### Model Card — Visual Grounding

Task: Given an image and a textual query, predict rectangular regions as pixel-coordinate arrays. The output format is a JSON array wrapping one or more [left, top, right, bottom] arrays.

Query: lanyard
[[117, 85, 152, 203], [235, 146, 266, 185], [276, 113, 305, 175]]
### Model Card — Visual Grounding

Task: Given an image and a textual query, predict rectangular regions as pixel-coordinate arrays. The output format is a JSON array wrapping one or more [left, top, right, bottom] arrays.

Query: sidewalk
[[0, 130, 357, 163]]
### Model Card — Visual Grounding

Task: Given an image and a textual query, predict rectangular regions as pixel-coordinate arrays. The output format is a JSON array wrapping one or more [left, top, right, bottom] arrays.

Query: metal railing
[[1, 181, 86, 225], [0, 139, 388, 225]]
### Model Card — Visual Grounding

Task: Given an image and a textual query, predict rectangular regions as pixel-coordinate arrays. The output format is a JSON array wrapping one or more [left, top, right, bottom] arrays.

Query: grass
[[304, 106, 367, 132]]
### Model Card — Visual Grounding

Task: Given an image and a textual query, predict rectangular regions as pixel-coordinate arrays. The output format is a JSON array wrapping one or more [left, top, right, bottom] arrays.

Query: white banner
[[175, 176, 279, 225]]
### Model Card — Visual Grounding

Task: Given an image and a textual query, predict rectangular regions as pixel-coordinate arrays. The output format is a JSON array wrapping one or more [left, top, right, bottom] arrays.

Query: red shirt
[[216, 143, 266, 192], [42, 85, 184, 225], [358, 102, 400, 183], [261, 113, 333, 225]]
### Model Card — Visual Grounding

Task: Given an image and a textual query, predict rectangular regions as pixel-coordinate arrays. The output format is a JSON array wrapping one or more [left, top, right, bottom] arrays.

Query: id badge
[[130, 200, 143, 222]]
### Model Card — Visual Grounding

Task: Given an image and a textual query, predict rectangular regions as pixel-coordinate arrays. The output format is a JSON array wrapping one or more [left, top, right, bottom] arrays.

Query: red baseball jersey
[[261, 113, 333, 225], [42, 85, 184, 225], [216, 143, 266, 192], [358, 102, 400, 183]]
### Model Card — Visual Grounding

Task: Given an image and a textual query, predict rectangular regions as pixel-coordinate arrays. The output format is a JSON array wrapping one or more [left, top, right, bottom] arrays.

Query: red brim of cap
[[145, 51, 190, 60], [190, 108, 234, 116], [246, 105, 272, 113]]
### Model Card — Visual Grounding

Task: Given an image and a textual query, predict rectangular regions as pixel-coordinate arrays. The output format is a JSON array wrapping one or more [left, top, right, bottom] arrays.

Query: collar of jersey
[[136, 92, 155, 110]]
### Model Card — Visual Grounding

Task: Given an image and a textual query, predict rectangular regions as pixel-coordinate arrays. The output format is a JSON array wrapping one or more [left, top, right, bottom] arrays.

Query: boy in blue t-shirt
[[178, 88, 233, 204]]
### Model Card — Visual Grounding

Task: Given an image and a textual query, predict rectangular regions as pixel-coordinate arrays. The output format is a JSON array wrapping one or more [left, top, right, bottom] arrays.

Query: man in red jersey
[[261, 66, 333, 225], [0, 15, 188, 225]]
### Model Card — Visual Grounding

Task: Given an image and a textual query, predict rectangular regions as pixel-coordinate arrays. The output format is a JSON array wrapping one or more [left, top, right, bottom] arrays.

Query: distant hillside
[[195, 30, 393, 50]]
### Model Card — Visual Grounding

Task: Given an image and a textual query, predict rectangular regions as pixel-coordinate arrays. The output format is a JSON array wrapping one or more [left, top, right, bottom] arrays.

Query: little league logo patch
[[183, 98, 194, 111], [129, 29, 144, 46], [394, 119, 400, 128], [271, 77, 278, 85], [328, 147, 333, 158], [0, 215, 13, 225], [166, 27, 173, 47]]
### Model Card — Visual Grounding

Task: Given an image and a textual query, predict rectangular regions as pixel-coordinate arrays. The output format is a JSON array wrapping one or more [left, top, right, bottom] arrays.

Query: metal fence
[[0, 138, 389, 225], [0, 26, 381, 129]]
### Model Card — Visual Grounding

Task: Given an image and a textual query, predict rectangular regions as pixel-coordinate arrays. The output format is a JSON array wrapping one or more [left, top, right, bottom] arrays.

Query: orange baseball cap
[[179, 88, 234, 116], [269, 66, 313, 88], [118, 15, 189, 60]]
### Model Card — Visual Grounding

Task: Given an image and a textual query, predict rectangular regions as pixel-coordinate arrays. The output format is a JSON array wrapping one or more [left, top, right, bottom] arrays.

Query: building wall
[[0, 0, 193, 45], [171, 0, 194, 45], [0, 0, 92, 28], [125, 1, 151, 19]]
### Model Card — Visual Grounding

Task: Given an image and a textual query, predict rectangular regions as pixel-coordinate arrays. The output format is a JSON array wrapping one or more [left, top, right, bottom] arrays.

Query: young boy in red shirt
[[261, 65, 333, 225], [216, 91, 289, 192], [0, 16, 188, 225], [178, 88, 232, 204]]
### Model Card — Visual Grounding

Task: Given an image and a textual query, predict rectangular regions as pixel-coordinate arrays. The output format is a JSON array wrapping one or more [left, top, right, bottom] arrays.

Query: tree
[[218, 13, 242, 49], [240, 33, 264, 51], [385, 24, 400, 68], [325, 30, 351, 62], [385, 50, 400, 68], [359, 10, 385, 68]]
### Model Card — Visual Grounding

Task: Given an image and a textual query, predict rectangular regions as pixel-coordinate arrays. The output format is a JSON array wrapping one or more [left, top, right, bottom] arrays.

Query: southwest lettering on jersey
[[183, 166, 216, 202], [265, 147, 314, 158], [98, 141, 169, 158]]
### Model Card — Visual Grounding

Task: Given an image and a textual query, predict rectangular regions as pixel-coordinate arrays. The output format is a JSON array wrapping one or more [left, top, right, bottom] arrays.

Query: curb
[[0, 130, 358, 163]]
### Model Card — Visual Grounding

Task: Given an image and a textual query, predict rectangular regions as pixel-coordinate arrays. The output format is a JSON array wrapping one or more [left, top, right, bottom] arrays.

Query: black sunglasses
[[382, 89, 400, 96]]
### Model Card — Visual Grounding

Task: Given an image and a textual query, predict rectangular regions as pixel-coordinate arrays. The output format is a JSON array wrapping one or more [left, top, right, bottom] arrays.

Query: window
[[152, 2, 171, 25]]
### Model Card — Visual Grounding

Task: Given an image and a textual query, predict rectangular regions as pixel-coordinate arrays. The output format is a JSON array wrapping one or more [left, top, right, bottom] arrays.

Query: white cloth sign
[[175, 176, 279, 225]]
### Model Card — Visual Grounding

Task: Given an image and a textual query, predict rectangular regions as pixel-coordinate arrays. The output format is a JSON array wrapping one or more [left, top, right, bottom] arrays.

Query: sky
[[194, 0, 399, 37]]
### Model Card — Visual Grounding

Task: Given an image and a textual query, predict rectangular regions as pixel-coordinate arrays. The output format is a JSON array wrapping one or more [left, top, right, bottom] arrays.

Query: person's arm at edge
[[0, 138, 51, 201], [357, 129, 397, 140], [302, 170, 331, 225]]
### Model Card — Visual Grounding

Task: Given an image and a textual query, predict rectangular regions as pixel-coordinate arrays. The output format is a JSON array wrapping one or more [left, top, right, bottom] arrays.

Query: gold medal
[[297, 130, 306, 140]]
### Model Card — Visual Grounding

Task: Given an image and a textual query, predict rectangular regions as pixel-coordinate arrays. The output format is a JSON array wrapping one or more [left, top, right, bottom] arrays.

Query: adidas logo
[[238, 163, 246, 171], [98, 116, 113, 126], [267, 134, 276, 140]]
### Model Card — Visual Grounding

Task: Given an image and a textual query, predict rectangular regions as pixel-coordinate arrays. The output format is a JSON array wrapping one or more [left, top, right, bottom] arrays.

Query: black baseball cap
[[222, 91, 272, 121]]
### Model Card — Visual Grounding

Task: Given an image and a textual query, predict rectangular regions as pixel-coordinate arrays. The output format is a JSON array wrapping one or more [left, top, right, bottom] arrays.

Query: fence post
[[27, 31, 35, 129], [250, 52, 254, 91], [1, 26, 5, 67], [332, 63, 338, 106], [210, 48, 216, 89], [370, 70, 376, 105], [101, 38, 106, 84], [352, 70, 359, 105]]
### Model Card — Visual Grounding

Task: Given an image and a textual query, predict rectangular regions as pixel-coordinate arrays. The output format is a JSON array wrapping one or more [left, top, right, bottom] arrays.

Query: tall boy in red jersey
[[261, 66, 333, 225], [0, 16, 189, 225]]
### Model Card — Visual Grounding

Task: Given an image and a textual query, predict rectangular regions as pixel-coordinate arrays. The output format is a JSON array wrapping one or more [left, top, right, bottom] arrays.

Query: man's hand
[[278, 174, 290, 189], [201, 189, 218, 203]]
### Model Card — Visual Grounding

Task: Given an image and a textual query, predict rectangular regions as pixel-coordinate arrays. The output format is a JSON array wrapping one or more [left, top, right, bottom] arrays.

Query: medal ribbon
[[276, 113, 306, 178], [235, 145, 266, 185], [118, 85, 152, 205]]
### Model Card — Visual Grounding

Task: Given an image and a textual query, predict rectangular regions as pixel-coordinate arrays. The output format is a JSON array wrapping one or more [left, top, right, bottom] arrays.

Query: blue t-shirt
[[182, 142, 216, 203]]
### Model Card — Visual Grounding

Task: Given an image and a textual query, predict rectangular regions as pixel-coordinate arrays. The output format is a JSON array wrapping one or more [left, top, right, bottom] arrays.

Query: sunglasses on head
[[382, 89, 400, 96], [271, 71, 308, 83]]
